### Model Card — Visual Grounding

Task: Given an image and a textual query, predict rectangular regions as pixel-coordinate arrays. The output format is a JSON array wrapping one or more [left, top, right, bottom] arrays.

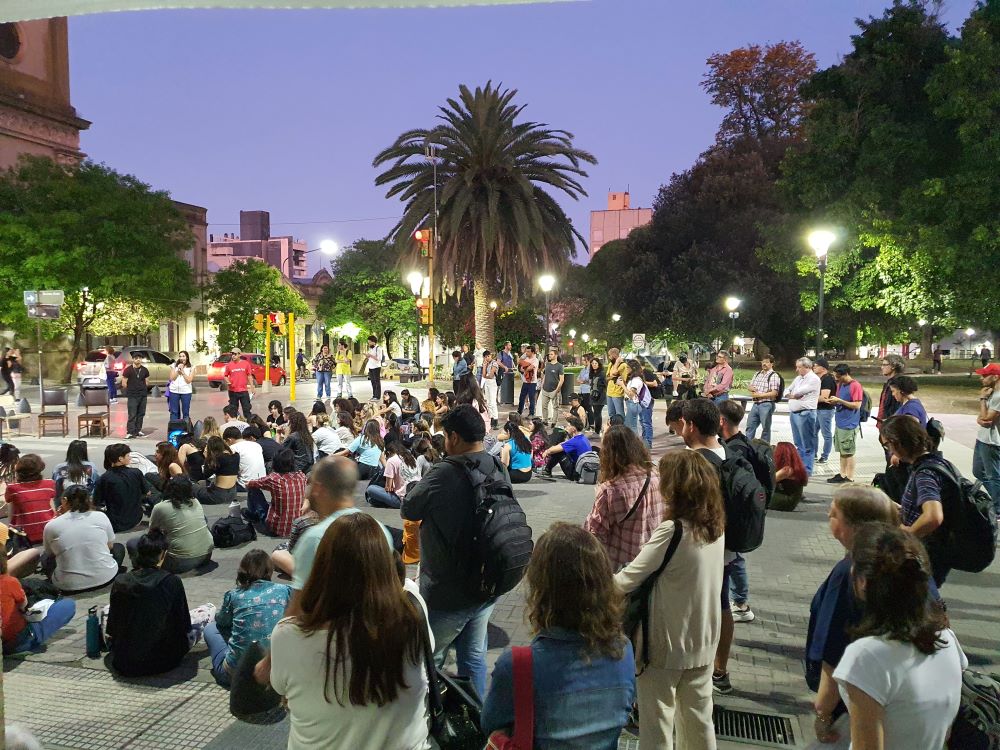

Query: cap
[[975, 363, 1000, 377], [814, 357, 829, 369]]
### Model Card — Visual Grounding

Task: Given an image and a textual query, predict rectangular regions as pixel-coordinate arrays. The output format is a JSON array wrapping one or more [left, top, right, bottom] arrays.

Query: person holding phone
[[168, 350, 194, 422]]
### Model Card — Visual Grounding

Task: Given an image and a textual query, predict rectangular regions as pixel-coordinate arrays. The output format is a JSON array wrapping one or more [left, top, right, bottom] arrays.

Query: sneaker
[[712, 671, 733, 695], [731, 604, 756, 623], [827, 474, 848, 484]]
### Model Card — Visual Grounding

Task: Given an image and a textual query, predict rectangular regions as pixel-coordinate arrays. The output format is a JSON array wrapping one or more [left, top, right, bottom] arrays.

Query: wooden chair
[[77, 387, 111, 438], [37, 388, 69, 438], [0, 394, 30, 439]]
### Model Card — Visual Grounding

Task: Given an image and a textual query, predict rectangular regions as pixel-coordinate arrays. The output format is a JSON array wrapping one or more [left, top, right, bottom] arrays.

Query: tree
[[0, 157, 195, 377], [204, 259, 309, 352], [315, 239, 416, 350], [373, 82, 596, 352]]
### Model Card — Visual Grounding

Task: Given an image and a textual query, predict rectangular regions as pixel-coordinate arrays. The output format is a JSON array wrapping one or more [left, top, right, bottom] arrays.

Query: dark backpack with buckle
[[445, 456, 534, 602], [700, 448, 767, 553]]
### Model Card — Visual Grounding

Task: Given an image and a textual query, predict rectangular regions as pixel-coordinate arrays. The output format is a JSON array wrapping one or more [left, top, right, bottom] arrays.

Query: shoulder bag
[[487, 646, 534, 750]]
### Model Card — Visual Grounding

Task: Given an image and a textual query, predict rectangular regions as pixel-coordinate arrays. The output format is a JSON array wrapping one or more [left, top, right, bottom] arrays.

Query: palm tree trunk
[[473, 273, 494, 353]]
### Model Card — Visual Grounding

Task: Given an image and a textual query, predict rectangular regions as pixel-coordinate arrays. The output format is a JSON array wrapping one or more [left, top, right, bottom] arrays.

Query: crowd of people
[[1, 339, 997, 750]]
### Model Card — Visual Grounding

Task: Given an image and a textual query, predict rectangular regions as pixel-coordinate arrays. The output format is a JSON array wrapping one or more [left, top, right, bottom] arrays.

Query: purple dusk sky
[[69, 0, 974, 273]]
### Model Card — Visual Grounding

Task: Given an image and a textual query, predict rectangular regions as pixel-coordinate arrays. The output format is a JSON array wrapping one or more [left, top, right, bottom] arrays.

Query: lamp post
[[538, 274, 555, 347], [808, 230, 836, 356], [725, 296, 741, 336]]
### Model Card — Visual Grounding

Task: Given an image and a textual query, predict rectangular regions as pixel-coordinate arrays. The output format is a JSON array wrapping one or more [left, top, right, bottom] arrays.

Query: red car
[[207, 353, 286, 388]]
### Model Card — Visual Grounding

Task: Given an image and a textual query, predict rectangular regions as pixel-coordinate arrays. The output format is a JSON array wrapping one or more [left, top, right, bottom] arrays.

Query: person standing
[[974, 363, 1000, 515], [606, 348, 627, 420], [517, 345, 539, 417], [312, 344, 334, 401], [813, 357, 837, 465], [168, 351, 194, 422], [701, 351, 733, 404], [103, 346, 119, 404], [786, 357, 821, 475], [481, 350, 500, 430], [122, 353, 150, 439], [364, 335, 384, 400], [826, 364, 864, 484], [746, 355, 780, 443], [538, 348, 565, 428], [334, 339, 353, 398], [223, 348, 254, 421]]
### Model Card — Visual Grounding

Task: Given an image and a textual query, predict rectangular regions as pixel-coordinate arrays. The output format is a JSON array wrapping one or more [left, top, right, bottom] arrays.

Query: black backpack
[[211, 515, 257, 548], [915, 457, 997, 573], [445, 456, 534, 602], [700, 448, 767, 553]]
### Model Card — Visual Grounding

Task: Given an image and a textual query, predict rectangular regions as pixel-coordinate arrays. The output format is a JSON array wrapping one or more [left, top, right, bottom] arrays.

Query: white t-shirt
[[42, 511, 118, 592], [312, 426, 343, 456], [834, 629, 966, 750], [270, 618, 431, 750], [169, 365, 194, 394], [230, 440, 266, 486], [977, 391, 1000, 445]]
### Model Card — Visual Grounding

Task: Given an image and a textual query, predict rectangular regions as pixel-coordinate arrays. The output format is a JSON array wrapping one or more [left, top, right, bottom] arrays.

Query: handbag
[[486, 646, 534, 750], [622, 523, 682, 671]]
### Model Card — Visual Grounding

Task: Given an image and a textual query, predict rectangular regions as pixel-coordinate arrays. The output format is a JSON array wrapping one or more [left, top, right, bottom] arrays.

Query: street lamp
[[281, 239, 338, 278], [538, 274, 556, 346], [725, 296, 741, 336], [808, 229, 836, 356]]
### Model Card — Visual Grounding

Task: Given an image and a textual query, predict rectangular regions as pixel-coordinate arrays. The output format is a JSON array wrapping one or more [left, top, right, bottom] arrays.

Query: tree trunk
[[472, 273, 495, 353]]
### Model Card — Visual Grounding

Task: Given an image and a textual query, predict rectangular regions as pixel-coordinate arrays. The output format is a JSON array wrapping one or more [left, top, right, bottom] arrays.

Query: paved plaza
[[2, 378, 997, 749]]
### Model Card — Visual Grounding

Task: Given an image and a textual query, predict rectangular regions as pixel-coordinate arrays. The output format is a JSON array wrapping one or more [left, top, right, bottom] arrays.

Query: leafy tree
[[0, 157, 195, 377], [315, 239, 416, 349], [373, 82, 596, 352], [204, 259, 309, 352]]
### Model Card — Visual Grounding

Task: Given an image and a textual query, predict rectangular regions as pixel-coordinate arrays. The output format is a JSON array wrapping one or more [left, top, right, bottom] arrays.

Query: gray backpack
[[575, 450, 600, 485]]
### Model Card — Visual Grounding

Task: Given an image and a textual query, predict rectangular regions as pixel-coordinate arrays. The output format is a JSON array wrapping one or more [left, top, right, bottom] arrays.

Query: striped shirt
[[749, 370, 780, 402], [247, 471, 307, 537], [5, 480, 57, 544]]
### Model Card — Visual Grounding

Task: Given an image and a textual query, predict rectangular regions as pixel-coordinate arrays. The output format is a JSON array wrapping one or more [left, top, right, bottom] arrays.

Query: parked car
[[76, 346, 175, 391], [207, 353, 286, 388]]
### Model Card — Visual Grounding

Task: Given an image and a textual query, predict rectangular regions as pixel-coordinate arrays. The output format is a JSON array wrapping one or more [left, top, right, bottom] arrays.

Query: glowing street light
[[808, 229, 837, 355]]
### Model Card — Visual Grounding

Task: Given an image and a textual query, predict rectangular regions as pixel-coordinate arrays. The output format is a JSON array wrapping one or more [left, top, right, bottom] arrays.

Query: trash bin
[[560, 371, 576, 405], [500, 372, 515, 405]]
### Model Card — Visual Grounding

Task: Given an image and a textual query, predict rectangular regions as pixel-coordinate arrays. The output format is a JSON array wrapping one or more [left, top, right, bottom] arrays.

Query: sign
[[632, 333, 646, 351]]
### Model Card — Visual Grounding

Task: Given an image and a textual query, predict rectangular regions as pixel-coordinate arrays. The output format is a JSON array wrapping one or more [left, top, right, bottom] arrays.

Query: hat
[[814, 357, 829, 369], [975, 363, 1000, 377]]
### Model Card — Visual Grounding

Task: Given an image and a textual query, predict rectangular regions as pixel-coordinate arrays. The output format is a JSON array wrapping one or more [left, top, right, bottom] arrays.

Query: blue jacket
[[482, 628, 635, 749]]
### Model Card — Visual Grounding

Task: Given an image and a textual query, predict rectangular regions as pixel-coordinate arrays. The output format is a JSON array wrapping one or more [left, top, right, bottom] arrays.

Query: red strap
[[511, 645, 534, 749]]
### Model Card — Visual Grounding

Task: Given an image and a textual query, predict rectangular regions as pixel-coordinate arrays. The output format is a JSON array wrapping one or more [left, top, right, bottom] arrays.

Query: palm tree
[[373, 82, 595, 352]]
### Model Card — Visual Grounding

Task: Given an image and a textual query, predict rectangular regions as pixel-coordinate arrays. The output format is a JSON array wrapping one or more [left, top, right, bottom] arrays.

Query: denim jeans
[[203, 621, 232, 687], [4, 598, 76, 654], [365, 484, 401, 509], [815, 409, 834, 461], [789, 409, 817, 475], [429, 601, 495, 700], [606, 396, 625, 421], [640, 403, 654, 448], [624, 399, 641, 438], [746, 402, 775, 443], [728, 553, 749, 605], [973, 440, 1000, 515], [315, 371, 332, 398]]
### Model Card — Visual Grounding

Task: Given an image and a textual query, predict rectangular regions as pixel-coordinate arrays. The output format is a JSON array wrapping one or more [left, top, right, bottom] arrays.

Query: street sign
[[632, 333, 646, 350]]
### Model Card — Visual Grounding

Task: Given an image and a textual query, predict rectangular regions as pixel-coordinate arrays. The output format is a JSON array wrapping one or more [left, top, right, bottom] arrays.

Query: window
[[0, 24, 21, 62]]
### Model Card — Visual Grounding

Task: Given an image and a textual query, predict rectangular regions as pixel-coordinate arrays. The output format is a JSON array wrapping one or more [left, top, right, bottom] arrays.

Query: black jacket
[[107, 568, 191, 677]]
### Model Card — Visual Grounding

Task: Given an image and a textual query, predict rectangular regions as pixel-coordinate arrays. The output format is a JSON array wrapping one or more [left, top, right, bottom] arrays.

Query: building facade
[[589, 191, 652, 257], [207, 210, 310, 279]]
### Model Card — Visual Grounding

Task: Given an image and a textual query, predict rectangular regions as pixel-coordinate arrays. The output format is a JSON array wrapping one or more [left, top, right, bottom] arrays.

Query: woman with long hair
[[770, 441, 810, 511], [365, 437, 419, 509], [196, 436, 239, 505], [614, 450, 726, 750], [51, 439, 98, 498], [483, 523, 635, 746], [270, 513, 429, 749], [348, 419, 385, 480], [42, 485, 125, 593], [584, 425, 665, 570], [168, 350, 194, 421], [498, 420, 534, 484], [833, 524, 965, 748], [139, 476, 213, 573]]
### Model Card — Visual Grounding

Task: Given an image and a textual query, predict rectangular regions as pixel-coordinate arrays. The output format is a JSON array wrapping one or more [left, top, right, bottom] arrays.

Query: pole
[[289, 312, 296, 402], [36, 320, 43, 406], [817, 259, 827, 356]]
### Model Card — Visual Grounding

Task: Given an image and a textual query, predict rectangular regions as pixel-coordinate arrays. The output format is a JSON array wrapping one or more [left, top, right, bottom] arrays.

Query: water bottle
[[86, 606, 103, 658]]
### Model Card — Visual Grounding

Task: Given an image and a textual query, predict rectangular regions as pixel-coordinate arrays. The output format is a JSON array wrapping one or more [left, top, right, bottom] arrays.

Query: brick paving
[[2, 380, 997, 748]]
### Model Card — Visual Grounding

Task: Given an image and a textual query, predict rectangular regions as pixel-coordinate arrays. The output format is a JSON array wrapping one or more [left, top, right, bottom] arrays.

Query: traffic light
[[414, 228, 432, 257], [254, 313, 265, 332]]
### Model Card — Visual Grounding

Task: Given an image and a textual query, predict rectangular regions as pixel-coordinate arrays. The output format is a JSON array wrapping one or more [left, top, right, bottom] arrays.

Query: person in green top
[[127, 476, 213, 573]]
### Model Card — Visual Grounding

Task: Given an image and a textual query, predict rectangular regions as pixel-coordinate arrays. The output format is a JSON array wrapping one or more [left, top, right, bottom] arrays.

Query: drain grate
[[713, 706, 797, 747]]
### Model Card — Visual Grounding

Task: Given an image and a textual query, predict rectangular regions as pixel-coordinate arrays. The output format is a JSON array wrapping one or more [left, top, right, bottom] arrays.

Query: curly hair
[[658, 451, 725, 544], [526, 522, 626, 661]]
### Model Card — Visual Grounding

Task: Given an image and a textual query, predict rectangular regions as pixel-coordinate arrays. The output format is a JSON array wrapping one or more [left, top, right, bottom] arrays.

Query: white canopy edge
[[1, 0, 577, 22]]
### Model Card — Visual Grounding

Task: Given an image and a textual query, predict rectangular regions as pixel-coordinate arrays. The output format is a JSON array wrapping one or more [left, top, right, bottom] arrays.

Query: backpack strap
[[510, 646, 535, 749], [622, 470, 652, 523]]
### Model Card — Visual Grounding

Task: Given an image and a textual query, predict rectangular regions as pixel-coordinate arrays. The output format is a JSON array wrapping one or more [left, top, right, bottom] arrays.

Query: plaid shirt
[[749, 369, 780, 401], [247, 471, 307, 537], [584, 466, 665, 570]]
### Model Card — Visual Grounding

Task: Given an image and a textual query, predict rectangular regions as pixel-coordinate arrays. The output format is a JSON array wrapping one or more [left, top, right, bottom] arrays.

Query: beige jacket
[[614, 518, 724, 671]]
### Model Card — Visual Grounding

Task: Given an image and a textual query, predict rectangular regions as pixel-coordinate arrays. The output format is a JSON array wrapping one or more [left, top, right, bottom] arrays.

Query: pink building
[[207, 210, 310, 279], [589, 192, 652, 257]]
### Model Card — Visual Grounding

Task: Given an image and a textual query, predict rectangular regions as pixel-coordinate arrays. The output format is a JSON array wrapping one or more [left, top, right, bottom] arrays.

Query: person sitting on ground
[[311, 412, 344, 458], [498, 420, 534, 484], [483, 523, 635, 746], [347, 419, 385, 481], [614, 450, 726, 749], [833, 523, 965, 749], [135, 476, 213, 574], [51, 439, 98, 498], [529, 418, 550, 469], [770, 442, 809, 511], [106, 529, 193, 677], [888, 375, 928, 428], [2, 454, 56, 544], [246, 448, 307, 537], [540, 416, 592, 480], [151, 441, 184, 491], [204, 549, 291, 688], [196, 436, 240, 506], [584, 425, 665, 570], [280, 411, 317, 475], [222, 404, 250, 435], [365, 436, 420, 509], [42, 486, 125, 593], [270, 513, 430, 749], [807, 486, 900, 745], [1, 552, 76, 655], [93, 444, 152, 533], [270, 498, 320, 578]]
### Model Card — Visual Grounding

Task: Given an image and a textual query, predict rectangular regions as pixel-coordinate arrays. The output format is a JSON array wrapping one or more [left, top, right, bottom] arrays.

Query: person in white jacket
[[614, 450, 726, 750]]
